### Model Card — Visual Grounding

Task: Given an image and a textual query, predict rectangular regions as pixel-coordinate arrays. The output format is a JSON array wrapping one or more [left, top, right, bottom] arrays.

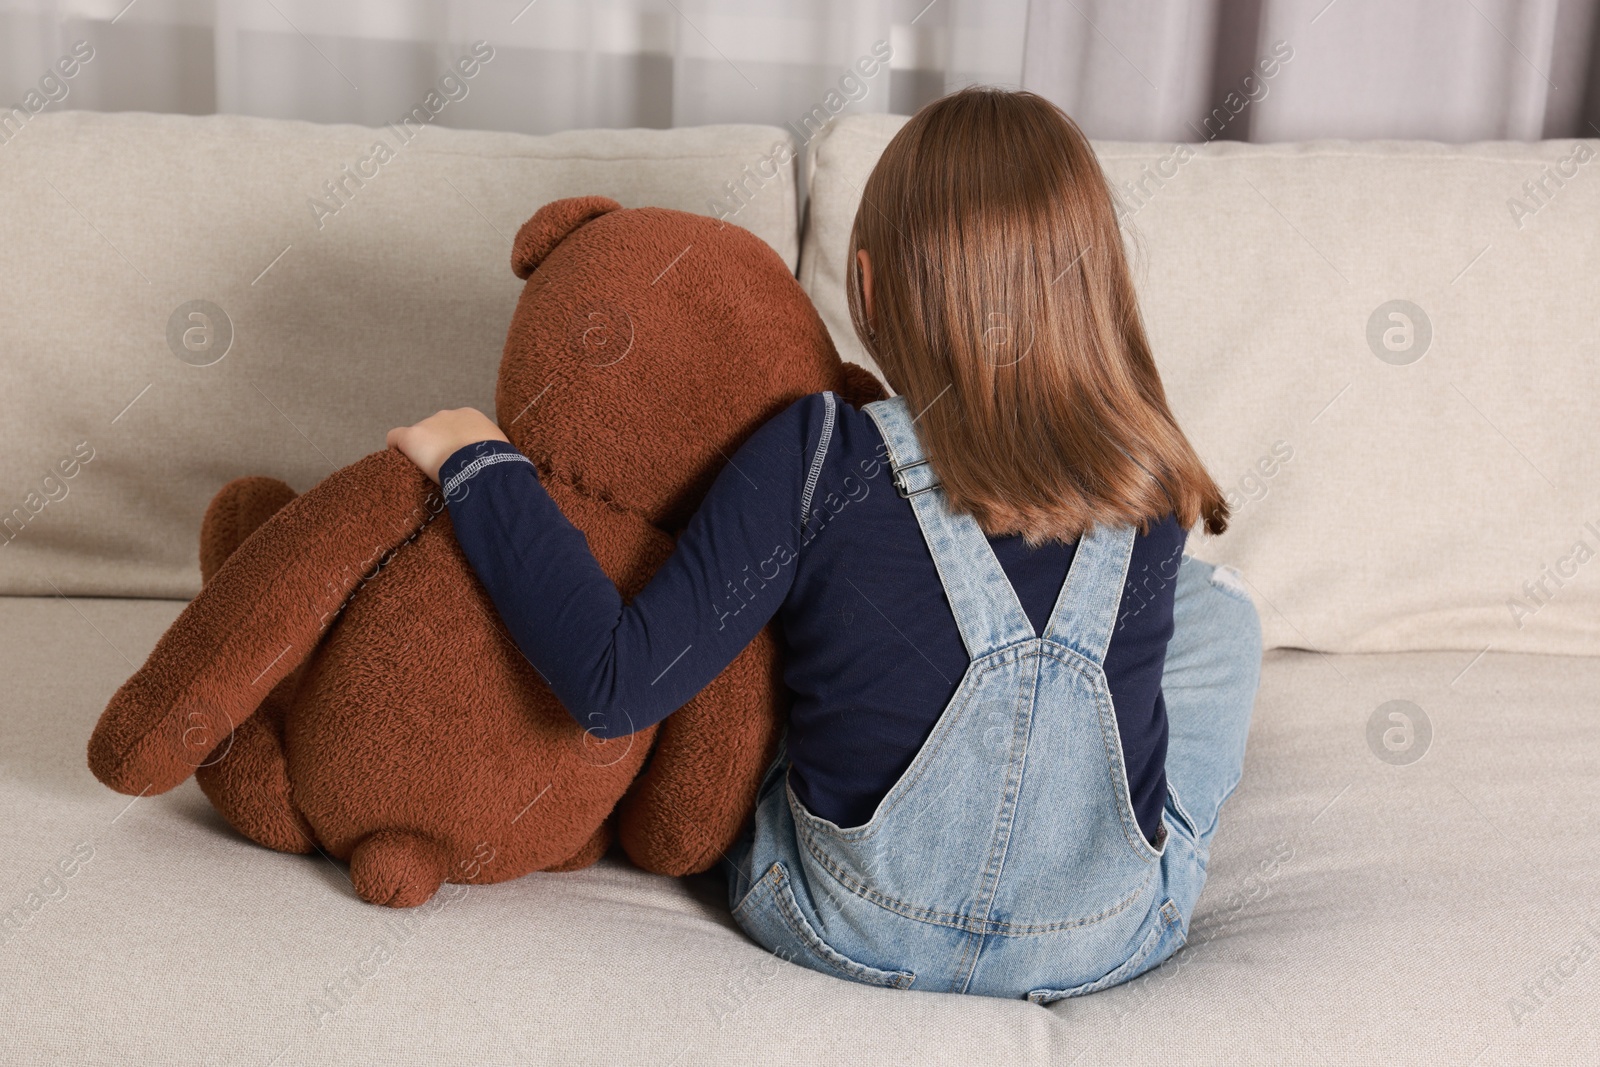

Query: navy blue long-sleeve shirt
[[438, 392, 1185, 840]]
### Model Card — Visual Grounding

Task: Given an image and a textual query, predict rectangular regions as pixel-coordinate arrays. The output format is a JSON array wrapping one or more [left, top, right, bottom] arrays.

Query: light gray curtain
[[2, 0, 1598, 141], [1024, 0, 1600, 141]]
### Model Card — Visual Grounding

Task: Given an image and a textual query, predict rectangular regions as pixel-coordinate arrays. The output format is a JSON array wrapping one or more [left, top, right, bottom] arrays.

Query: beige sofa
[[2, 110, 1596, 1065]]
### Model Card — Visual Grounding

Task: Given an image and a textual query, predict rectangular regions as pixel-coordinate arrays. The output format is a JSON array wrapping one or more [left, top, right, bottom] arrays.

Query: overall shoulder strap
[[1041, 521, 1137, 666], [863, 395, 1035, 657]]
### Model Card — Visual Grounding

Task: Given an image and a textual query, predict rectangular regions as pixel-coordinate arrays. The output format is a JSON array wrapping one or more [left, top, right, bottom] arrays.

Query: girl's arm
[[394, 397, 826, 739]]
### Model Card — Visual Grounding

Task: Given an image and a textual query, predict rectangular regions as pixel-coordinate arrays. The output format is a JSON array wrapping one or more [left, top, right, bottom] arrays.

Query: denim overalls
[[723, 393, 1261, 1003]]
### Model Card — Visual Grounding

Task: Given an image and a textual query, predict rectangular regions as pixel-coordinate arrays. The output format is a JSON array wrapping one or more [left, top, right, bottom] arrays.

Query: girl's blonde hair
[[846, 86, 1228, 545]]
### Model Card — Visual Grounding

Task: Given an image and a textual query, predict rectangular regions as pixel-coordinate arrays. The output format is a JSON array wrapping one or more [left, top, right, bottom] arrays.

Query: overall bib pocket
[[731, 861, 917, 990], [1025, 898, 1185, 1005]]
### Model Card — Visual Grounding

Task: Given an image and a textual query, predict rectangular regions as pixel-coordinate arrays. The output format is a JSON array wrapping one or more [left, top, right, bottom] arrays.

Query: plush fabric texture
[[84, 197, 885, 905], [799, 114, 1600, 659], [0, 111, 801, 599]]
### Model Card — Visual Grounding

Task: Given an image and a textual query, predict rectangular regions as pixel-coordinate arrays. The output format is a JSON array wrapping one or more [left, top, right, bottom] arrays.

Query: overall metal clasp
[[892, 458, 940, 499]]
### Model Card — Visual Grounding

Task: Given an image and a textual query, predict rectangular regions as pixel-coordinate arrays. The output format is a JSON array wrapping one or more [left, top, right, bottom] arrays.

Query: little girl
[[387, 86, 1261, 1003]]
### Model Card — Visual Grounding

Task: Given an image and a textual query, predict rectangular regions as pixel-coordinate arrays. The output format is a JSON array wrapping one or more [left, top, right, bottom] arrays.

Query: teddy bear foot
[[349, 830, 453, 908], [200, 475, 298, 584]]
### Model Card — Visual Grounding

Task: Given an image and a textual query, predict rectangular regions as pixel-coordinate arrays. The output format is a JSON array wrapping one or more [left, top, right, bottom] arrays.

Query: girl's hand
[[385, 407, 510, 485]]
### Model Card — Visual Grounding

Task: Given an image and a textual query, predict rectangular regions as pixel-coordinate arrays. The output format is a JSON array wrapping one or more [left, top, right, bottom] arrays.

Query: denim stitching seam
[[1093, 672, 1163, 861], [787, 649, 1023, 842], [1030, 910, 1175, 1002], [767, 863, 914, 988], [796, 829, 1149, 935], [968, 653, 1037, 937]]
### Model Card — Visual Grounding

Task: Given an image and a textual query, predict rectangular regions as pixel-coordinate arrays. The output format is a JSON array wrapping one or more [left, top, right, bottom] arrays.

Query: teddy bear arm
[[87, 449, 441, 797], [615, 628, 784, 876]]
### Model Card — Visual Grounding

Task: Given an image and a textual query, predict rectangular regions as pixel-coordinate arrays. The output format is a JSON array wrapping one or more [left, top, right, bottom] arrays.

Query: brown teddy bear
[[87, 195, 885, 907]]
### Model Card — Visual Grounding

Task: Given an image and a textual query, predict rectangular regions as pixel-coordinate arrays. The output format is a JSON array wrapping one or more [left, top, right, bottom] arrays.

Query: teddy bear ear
[[511, 195, 623, 279]]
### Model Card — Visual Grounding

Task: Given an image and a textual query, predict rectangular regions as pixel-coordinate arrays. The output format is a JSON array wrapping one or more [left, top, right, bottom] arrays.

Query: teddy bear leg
[[349, 830, 454, 908], [193, 670, 318, 855], [192, 474, 317, 855], [200, 475, 299, 584], [543, 818, 614, 873]]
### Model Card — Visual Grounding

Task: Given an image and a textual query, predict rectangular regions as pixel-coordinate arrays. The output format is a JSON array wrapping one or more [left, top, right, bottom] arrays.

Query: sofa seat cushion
[[2, 595, 1593, 1064]]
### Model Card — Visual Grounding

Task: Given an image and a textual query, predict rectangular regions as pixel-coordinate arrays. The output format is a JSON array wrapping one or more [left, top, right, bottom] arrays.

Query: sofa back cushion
[[0, 112, 796, 598], [800, 114, 1600, 655]]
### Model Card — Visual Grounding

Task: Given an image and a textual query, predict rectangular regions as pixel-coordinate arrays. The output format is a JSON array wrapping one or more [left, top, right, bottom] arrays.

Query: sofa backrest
[[0, 111, 797, 600], [799, 114, 1600, 656], [6, 109, 1597, 659]]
